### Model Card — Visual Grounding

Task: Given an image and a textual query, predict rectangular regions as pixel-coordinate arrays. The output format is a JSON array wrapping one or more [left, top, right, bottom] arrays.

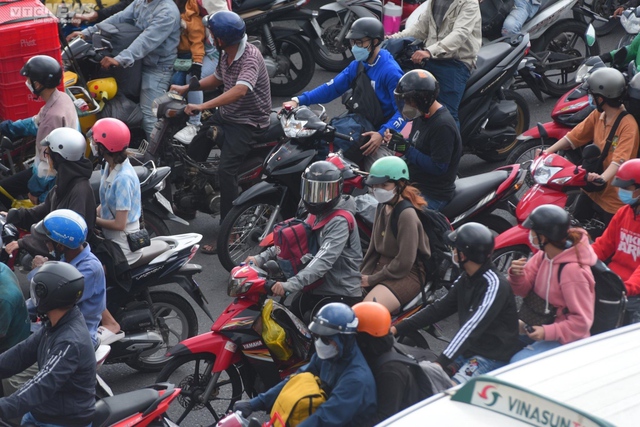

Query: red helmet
[[90, 118, 130, 152], [612, 159, 640, 188]]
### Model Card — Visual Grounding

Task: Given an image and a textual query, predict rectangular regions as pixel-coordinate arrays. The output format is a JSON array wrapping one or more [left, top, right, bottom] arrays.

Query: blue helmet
[[309, 303, 358, 336], [205, 11, 246, 47], [35, 209, 88, 250]]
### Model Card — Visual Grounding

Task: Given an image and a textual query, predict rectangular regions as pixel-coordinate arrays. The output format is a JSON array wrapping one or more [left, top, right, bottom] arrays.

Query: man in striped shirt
[[391, 223, 520, 384]]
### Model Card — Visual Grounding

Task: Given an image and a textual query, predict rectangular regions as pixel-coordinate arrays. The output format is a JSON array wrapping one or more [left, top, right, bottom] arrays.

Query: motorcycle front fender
[[144, 194, 190, 226], [165, 332, 242, 373], [319, 2, 346, 13], [495, 224, 535, 251], [233, 181, 285, 206], [270, 26, 304, 40]]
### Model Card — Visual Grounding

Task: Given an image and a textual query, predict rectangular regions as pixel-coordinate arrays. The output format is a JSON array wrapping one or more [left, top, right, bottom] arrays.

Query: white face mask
[[372, 188, 396, 204], [314, 337, 339, 360], [25, 80, 35, 94], [529, 232, 538, 248], [451, 250, 460, 267]]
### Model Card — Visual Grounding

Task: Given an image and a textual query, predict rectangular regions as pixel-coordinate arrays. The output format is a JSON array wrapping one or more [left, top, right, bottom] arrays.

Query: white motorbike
[[617, 6, 640, 49]]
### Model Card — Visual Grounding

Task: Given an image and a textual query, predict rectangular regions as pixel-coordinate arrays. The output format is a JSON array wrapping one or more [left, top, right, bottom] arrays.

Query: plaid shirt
[[99, 158, 142, 224]]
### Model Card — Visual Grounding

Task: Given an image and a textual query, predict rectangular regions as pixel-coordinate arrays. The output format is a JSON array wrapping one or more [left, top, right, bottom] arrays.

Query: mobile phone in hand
[[524, 324, 535, 334]]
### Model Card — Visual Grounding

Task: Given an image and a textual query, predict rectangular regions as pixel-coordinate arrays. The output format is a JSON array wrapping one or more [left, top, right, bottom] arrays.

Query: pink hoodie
[[509, 229, 597, 345]]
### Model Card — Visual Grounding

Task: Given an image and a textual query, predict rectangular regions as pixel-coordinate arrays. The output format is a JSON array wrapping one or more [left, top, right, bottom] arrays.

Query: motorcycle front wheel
[[492, 245, 532, 275], [156, 353, 242, 425], [217, 196, 284, 272], [269, 35, 315, 97], [311, 11, 354, 72], [126, 291, 198, 372]]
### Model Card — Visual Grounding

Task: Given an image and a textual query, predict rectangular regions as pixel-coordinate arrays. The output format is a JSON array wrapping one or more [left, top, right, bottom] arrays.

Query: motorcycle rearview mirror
[[101, 39, 113, 52], [583, 144, 602, 160], [585, 24, 596, 47], [264, 260, 283, 278], [536, 122, 548, 145]]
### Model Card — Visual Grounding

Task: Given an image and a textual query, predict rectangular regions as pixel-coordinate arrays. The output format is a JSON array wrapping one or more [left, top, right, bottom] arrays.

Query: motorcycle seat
[[93, 389, 160, 427], [90, 166, 152, 200], [234, 0, 276, 13], [440, 170, 510, 219], [255, 111, 284, 143], [538, 0, 560, 14], [467, 42, 511, 88], [130, 239, 171, 269]]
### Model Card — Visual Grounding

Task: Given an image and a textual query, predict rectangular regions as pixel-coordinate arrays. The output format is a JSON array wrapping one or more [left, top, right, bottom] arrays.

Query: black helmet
[[523, 204, 570, 243], [394, 70, 440, 119], [21, 55, 62, 89], [301, 161, 343, 215], [345, 17, 384, 43], [445, 222, 494, 264], [30, 261, 84, 314]]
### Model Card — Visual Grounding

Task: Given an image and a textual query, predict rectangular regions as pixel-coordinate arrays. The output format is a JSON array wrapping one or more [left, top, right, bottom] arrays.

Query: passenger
[[502, 0, 540, 37], [392, 223, 520, 384], [360, 157, 430, 313], [246, 161, 363, 321], [0, 262, 29, 356], [509, 205, 597, 363], [591, 159, 640, 325], [232, 303, 377, 427]]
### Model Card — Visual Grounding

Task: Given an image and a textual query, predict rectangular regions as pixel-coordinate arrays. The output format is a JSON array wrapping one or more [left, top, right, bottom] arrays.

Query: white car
[[379, 323, 640, 426]]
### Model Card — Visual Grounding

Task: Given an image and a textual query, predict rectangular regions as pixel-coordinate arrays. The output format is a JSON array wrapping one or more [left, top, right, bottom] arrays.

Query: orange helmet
[[352, 302, 391, 337]]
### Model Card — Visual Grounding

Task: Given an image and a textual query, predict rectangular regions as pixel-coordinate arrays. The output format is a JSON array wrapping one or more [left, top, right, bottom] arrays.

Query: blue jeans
[[423, 59, 470, 128], [170, 53, 218, 127], [624, 295, 640, 325], [451, 355, 506, 384], [22, 412, 91, 427], [424, 195, 449, 212], [510, 336, 562, 363], [140, 64, 174, 139], [502, 0, 540, 36]]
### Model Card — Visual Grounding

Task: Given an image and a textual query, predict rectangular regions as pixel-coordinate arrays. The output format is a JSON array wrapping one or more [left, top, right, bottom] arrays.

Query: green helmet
[[365, 156, 409, 186]]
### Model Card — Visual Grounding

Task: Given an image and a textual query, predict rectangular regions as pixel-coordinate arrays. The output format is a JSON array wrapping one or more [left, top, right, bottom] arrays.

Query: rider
[[247, 161, 363, 321], [391, 222, 520, 383], [591, 159, 640, 325], [233, 303, 377, 426], [70, 0, 181, 140], [385, 69, 462, 210], [283, 17, 405, 169], [0, 261, 29, 355], [175, 10, 272, 233], [544, 68, 640, 226], [360, 157, 431, 313], [508, 205, 597, 362], [387, 0, 482, 127], [0, 55, 78, 208], [4, 128, 96, 259], [502, 0, 540, 37], [0, 262, 96, 426]]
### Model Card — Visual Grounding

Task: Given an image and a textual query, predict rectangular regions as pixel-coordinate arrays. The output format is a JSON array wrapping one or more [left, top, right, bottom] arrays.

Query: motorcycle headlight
[[281, 115, 316, 139], [152, 100, 159, 118], [227, 277, 252, 297], [575, 64, 592, 83], [533, 165, 563, 185]]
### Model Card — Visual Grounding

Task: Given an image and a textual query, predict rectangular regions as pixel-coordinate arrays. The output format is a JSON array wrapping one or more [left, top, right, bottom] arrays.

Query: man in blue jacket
[[233, 303, 377, 426], [283, 18, 405, 169]]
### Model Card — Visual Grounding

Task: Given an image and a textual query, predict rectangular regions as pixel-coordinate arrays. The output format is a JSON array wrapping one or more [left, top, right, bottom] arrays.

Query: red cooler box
[[0, 0, 61, 121]]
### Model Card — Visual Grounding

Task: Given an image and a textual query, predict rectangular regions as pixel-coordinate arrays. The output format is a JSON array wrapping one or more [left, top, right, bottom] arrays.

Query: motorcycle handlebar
[[333, 132, 352, 142]]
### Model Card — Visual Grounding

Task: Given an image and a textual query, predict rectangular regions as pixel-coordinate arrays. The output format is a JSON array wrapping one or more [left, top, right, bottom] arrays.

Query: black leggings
[[572, 193, 614, 225], [289, 292, 363, 324]]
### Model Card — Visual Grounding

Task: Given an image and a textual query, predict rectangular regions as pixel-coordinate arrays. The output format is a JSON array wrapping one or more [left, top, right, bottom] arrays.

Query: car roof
[[379, 323, 640, 426]]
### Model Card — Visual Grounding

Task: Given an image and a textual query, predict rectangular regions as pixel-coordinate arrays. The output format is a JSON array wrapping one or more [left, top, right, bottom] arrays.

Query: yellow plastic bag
[[261, 299, 293, 361], [270, 372, 327, 427]]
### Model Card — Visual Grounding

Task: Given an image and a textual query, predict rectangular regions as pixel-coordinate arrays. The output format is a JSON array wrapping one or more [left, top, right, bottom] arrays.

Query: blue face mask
[[588, 94, 595, 108], [619, 188, 639, 205], [351, 45, 370, 62]]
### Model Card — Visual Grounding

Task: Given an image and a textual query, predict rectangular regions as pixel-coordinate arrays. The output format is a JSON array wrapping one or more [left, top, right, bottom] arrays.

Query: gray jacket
[[255, 197, 363, 298], [83, 0, 180, 67]]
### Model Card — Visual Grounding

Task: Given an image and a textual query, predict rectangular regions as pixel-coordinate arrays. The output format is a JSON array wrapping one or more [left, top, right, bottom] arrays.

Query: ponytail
[[401, 183, 428, 210]]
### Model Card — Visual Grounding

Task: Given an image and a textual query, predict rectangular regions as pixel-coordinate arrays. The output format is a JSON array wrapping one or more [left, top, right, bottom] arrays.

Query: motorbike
[[576, 0, 622, 36], [387, 32, 531, 163], [617, 6, 640, 49]]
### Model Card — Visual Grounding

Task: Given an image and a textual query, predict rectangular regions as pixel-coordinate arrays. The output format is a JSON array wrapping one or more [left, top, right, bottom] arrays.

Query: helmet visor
[[29, 279, 40, 309], [301, 177, 341, 204]]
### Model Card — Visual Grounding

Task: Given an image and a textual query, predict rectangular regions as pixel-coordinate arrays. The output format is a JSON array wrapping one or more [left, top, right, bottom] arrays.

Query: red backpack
[[273, 210, 355, 291]]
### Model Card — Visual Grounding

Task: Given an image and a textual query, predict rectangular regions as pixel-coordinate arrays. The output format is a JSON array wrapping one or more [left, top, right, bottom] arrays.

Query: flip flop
[[201, 244, 218, 255], [97, 326, 125, 345]]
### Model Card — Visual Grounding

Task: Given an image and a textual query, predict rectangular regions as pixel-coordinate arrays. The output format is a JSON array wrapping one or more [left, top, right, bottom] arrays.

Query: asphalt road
[[93, 22, 628, 426]]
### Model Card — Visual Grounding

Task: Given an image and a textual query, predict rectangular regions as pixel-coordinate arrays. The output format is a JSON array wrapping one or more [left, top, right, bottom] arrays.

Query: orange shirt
[[565, 108, 640, 214]]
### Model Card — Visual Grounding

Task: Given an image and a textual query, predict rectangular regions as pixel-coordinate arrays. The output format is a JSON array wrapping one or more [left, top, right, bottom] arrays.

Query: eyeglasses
[[349, 38, 372, 48], [312, 334, 333, 345]]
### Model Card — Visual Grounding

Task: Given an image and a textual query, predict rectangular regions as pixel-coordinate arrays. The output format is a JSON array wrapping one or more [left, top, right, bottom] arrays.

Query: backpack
[[273, 210, 356, 291], [270, 372, 327, 427], [557, 259, 627, 335], [387, 200, 454, 296]]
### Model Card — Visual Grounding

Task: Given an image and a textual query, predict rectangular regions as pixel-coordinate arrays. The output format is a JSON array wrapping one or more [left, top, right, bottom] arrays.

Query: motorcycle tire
[[311, 11, 354, 72], [574, 0, 621, 37], [143, 209, 170, 237], [532, 20, 600, 98], [505, 137, 554, 205], [156, 353, 243, 424], [217, 196, 284, 272], [476, 90, 531, 163], [270, 35, 316, 97], [492, 245, 532, 275], [126, 291, 198, 372]]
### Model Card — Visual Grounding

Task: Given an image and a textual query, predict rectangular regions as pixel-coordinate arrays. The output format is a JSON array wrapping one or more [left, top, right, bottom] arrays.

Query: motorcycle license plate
[[155, 192, 173, 213]]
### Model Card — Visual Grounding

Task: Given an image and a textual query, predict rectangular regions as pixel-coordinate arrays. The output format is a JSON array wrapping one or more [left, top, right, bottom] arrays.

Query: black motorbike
[[386, 33, 532, 162]]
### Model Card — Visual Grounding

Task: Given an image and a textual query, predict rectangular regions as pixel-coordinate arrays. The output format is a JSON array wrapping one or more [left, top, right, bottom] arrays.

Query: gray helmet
[[629, 73, 640, 100], [41, 128, 86, 162], [346, 18, 384, 42], [584, 68, 626, 99]]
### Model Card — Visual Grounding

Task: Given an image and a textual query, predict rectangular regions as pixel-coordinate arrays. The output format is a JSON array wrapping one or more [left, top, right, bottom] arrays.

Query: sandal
[[201, 244, 218, 255]]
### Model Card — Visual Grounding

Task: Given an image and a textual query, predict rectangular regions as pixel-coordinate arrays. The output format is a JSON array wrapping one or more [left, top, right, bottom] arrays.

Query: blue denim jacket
[[83, 0, 180, 67]]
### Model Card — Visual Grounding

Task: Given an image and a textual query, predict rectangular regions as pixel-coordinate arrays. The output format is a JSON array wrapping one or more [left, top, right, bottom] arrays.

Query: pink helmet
[[90, 118, 130, 152]]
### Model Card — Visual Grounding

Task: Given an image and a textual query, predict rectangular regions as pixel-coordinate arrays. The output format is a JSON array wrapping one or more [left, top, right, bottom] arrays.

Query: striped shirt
[[214, 37, 271, 128]]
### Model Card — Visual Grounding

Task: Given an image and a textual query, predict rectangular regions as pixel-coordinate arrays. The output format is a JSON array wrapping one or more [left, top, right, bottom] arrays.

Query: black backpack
[[387, 200, 454, 296], [374, 348, 435, 400], [557, 259, 627, 335]]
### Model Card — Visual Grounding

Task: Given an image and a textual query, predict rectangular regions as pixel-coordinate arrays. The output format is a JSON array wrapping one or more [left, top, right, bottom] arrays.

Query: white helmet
[[41, 128, 86, 161], [621, 7, 640, 34]]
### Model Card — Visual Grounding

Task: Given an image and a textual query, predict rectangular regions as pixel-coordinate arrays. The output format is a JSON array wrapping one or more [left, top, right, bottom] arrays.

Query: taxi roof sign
[[451, 376, 615, 427]]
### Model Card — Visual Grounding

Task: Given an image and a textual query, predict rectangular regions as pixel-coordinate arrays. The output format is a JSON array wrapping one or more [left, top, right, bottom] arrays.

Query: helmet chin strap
[[366, 39, 381, 62], [535, 231, 547, 251]]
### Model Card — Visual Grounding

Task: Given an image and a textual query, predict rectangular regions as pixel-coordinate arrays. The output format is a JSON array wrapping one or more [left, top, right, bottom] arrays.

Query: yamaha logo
[[242, 341, 262, 349]]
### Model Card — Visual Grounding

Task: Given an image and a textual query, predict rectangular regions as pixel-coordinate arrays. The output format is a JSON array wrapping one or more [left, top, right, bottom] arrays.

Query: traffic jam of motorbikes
[[0, 0, 640, 425]]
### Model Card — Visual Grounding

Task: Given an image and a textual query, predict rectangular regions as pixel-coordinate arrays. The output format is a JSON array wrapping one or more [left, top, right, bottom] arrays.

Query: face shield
[[300, 177, 342, 204]]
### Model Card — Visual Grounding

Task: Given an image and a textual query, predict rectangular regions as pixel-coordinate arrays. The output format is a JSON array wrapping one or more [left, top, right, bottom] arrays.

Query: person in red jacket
[[592, 159, 640, 325]]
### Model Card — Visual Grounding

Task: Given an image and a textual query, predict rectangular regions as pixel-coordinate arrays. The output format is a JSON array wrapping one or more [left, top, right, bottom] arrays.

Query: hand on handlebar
[[169, 84, 189, 96], [587, 172, 606, 185], [184, 104, 201, 115], [411, 49, 431, 64], [613, 6, 624, 18], [100, 56, 120, 69], [73, 11, 98, 24], [66, 31, 85, 42], [271, 281, 287, 297]]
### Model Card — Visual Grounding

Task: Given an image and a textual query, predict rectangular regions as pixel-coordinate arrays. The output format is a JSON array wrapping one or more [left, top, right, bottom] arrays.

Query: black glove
[[387, 129, 408, 154], [5, 208, 19, 225], [189, 62, 202, 80], [233, 400, 253, 418]]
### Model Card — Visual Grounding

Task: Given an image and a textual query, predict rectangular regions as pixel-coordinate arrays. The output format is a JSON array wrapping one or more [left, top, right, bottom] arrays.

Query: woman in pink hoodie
[[508, 204, 597, 363]]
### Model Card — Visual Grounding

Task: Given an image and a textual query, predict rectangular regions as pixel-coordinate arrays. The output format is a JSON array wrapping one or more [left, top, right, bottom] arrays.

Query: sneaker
[[174, 123, 200, 144]]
